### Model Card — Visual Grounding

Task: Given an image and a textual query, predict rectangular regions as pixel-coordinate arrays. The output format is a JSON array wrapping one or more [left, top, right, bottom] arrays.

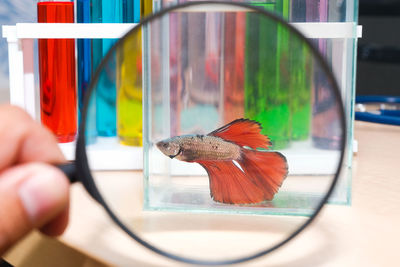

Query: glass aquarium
[[139, 2, 352, 216], [149, 0, 358, 207], [85, 0, 358, 217]]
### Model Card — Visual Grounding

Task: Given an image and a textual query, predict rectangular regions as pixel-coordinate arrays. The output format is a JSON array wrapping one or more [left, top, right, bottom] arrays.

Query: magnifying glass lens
[[80, 2, 344, 263]]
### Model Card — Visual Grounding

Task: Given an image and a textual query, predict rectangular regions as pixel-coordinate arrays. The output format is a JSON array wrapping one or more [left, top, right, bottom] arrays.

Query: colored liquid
[[141, 0, 153, 17], [307, 0, 341, 149], [117, 0, 142, 146], [223, 12, 245, 123], [77, 0, 97, 144], [77, 0, 91, 120], [37, 2, 76, 143], [245, 3, 292, 149], [245, 1, 314, 146], [117, 29, 143, 146], [275, 0, 291, 148], [289, 39, 312, 140], [169, 13, 179, 136], [91, 0, 123, 136], [124, 0, 141, 22], [288, 0, 312, 140], [182, 13, 220, 133]]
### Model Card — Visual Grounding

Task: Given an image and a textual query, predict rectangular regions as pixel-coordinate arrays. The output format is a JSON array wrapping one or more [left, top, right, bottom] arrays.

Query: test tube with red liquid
[[37, 0, 77, 143]]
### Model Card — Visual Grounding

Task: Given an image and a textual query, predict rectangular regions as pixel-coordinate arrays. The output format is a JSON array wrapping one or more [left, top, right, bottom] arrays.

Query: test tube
[[91, 0, 123, 137], [141, 0, 153, 17], [117, 0, 142, 146], [77, 0, 97, 144], [223, 12, 245, 123], [77, 0, 91, 121], [307, 0, 342, 150], [290, 0, 312, 141], [245, 1, 292, 149], [37, 0, 77, 143]]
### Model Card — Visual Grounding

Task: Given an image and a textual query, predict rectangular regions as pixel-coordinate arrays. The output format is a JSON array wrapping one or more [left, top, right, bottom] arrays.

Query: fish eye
[[163, 143, 168, 148]]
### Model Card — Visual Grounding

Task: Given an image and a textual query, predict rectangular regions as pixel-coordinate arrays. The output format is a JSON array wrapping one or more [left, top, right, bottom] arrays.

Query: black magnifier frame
[[60, 1, 347, 265]]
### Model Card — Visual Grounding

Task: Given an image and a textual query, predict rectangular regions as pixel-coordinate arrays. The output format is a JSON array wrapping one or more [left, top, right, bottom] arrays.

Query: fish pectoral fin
[[198, 160, 264, 204], [207, 118, 271, 150]]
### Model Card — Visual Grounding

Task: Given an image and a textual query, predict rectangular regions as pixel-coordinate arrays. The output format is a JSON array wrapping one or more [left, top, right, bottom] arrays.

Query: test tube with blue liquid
[[91, 0, 123, 137], [77, 0, 91, 119], [77, 0, 97, 144]]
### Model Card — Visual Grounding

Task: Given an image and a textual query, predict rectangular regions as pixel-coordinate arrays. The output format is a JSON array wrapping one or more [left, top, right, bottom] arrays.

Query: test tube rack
[[2, 22, 362, 171]]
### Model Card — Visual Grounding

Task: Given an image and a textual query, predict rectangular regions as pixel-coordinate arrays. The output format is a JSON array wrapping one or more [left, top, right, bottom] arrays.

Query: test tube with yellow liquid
[[117, 29, 143, 146], [117, 0, 142, 146], [142, 0, 152, 17], [117, 0, 152, 146]]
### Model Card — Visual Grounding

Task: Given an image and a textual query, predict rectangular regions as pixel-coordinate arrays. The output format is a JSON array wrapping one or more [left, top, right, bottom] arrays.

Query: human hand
[[0, 105, 70, 255]]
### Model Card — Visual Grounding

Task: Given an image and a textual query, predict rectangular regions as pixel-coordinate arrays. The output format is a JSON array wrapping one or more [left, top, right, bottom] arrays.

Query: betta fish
[[156, 119, 288, 204]]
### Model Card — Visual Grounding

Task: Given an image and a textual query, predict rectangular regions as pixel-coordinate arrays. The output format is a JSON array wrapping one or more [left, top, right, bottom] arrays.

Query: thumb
[[0, 163, 69, 254]]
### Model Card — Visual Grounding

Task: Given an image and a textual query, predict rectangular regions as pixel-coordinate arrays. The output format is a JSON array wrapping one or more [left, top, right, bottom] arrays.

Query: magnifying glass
[[60, 1, 346, 265]]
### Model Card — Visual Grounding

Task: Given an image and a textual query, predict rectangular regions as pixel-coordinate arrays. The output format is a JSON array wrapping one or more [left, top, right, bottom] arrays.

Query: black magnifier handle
[[57, 162, 78, 184], [56, 161, 103, 204]]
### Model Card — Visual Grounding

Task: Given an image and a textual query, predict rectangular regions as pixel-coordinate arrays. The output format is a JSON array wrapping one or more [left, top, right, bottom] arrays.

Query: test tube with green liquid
[[288, 38, 312, 140], [289, 0, 312, 141], [245, 1, 291, 149]]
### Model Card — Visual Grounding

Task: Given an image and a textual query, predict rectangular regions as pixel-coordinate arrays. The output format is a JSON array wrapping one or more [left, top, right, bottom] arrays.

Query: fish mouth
[[156, 140, 177, 158], [156, 140, 182, 159], [156, 140, 171, 151], [156, 141, 164, 149]]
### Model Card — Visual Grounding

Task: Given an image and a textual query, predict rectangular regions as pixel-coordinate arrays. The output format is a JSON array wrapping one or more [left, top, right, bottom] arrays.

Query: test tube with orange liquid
[[37, 0, 77, 143]]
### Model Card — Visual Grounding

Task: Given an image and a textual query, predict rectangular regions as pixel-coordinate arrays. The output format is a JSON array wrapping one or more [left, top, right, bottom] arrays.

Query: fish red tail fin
[[200, 118, 287, 204], [199, 160, 265, 204], [199, 150, 287, 204], [240, 150, 288, 201]]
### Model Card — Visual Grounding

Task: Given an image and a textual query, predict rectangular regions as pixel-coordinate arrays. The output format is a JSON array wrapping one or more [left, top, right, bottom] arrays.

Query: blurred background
[[0, 0, 399, 103], [357, 0, 400, 96], [0, 0, 36, 103]]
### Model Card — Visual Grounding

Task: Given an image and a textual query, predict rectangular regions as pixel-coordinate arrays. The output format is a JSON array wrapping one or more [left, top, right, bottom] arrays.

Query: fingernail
[[19, 170, 68, 222]]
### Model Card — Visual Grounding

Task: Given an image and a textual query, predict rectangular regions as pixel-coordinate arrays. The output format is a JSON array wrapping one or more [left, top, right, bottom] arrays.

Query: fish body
[[157, 134, 241, 162], [156, 119, 288, 204]]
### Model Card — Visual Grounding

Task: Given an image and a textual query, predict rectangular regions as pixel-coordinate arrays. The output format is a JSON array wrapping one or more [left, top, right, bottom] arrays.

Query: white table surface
[[6, 121, 400, 266]]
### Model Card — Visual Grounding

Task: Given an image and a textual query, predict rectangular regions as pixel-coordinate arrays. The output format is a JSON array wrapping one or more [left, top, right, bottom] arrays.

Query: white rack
[[2, 23, 140, 170], [2, 22, 361, 171], [2, 23, 137, 119]]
